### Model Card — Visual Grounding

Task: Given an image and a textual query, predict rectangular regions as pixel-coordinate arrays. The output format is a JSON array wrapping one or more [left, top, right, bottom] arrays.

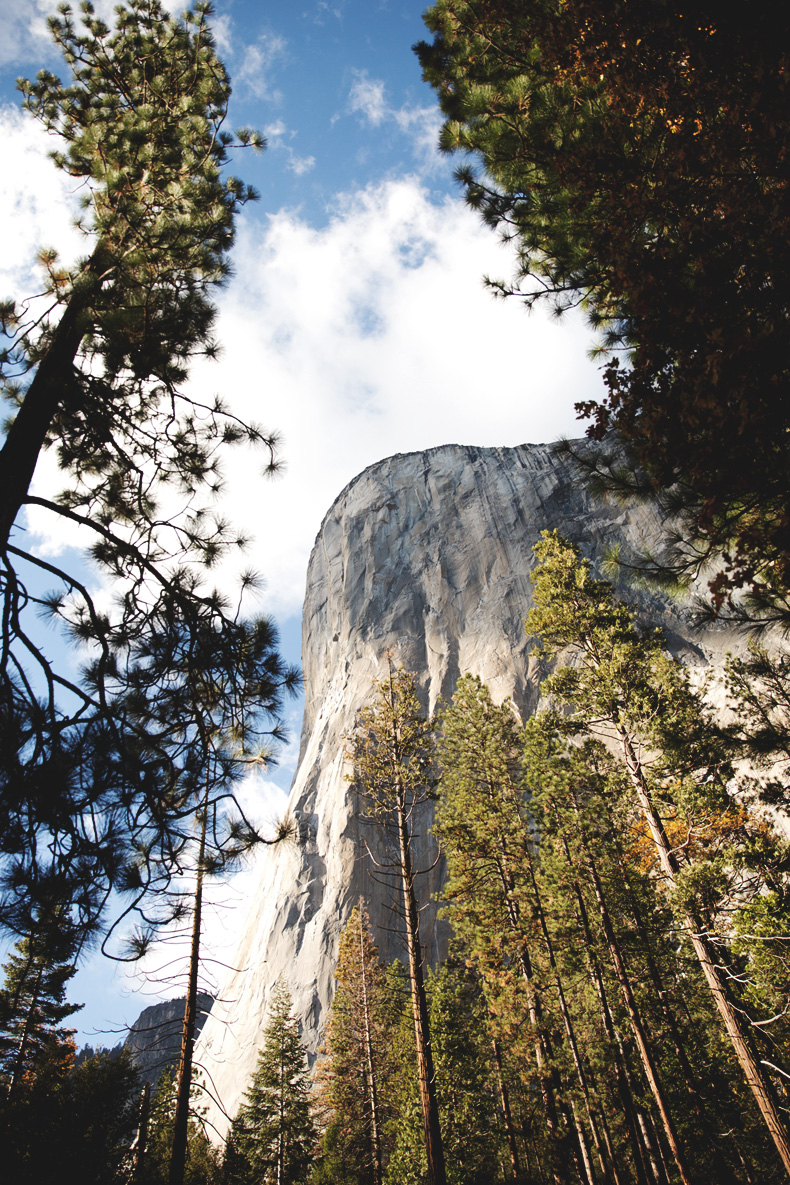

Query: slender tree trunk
[[7, 961, 44, 1101], [395, 784, 446, 1185], [616, 852, 740, 1185], [278, 1038, 285, 1185], [570, 1098, 596, 1185], [582, 838, 692, 1185], [566, 858, 648, 1185], [492, 1035, 521, 1179], [494, 852, 569, 1185], [635, 1104, 669, 1185], [357, 901, 383, 1185], [616, 725, 790, 1178], [133, 1081, 151, 1183], [168, 797, 207, 1185], [0, 249, 107, 550], [522, 852, 613, 1185]]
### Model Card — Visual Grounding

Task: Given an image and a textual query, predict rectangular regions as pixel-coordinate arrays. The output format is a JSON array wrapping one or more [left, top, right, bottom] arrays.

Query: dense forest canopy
[[416, 0, 790, 612]]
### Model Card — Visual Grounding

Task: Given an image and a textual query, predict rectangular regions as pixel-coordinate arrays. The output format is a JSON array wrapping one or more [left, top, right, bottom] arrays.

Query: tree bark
[[0, 250, 106, 551], [522, 851, 614, 1185], [494, 853, 569, 1185], [566, 854, 649, 1185], [133, 1081, 151, 1183], [357, 901, 383, 1185], [616, 724, 790, 1179], [168, 797, 207, 1185], [583, 837, 691, 1185], [492, 1035, 521, 1179], [395, 787, 446, 1185]]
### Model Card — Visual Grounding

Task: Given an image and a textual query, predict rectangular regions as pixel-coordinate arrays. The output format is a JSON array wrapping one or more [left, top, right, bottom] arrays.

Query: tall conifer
[[347, 663, 447, 1185], [229, 981, 314, 1185], [314, 904, 399, 1185], [526, 530, 790, 1177]]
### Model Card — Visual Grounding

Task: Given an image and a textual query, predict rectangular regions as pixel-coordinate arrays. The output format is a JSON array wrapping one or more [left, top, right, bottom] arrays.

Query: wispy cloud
[[346, 69, 444, 171], [237, 31, 289, 102], [264, 120, 316, 177], [307, 1, 347, 26], [348, 72, 388, 125]]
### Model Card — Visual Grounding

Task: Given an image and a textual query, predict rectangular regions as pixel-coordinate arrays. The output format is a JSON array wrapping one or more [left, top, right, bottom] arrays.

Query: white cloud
[[263, 120, 315, 176], [0, 0, 197, 67], [346, 69, 444, 171], [0, 105, 84, 318], [287, 152, 316, 176], [237, 31, 288, 102], [348, 72, 388, 126], [0, 107, 602, 630], [182, 177, 601, 622], [0, 0, 56, 65]]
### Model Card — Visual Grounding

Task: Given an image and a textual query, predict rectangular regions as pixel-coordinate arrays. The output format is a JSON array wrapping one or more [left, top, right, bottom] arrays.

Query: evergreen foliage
[[347, 661, 447, 1185], [526, 530, 790, 1177], [228, 981, 315, 1185], [0, 1040, 141, 1185], [0, 0, 298, 942], [136, 1066, 221, 1185], [313, 905, 401, 1185], [0, 906, 82, 1095], [415, 1, 790, 610], [432, 653, 790, 1183]]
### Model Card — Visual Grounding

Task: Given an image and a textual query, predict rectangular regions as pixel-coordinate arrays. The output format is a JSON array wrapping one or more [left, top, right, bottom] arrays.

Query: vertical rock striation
[[196, 442, 734, 1137]]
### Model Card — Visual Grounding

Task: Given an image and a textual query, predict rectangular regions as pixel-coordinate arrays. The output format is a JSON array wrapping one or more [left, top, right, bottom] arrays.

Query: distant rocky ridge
[[195, 442, 740, 1138], [124, 993, 214, 1085]]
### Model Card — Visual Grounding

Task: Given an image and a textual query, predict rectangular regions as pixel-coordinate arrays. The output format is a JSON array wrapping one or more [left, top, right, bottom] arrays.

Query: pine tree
[[0, 0, 298, 942], [314, 905, 400, 1185], [0, 907, 82, 1098], [347, 662, 447, 1185], [435, 674, 574, 1185], [415, 1, 790, 608], [521, 716, 758, 1185], [427, 961, 502, 1185], [136, 1067, 220, 1185], [526, 529, 790, 1177], [229, 982, 314, 1185]]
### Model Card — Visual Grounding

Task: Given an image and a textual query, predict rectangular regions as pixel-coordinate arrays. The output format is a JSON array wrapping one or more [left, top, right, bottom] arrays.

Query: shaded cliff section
[[196, 442, 737, 1138], [124, 994, 214, 1087]]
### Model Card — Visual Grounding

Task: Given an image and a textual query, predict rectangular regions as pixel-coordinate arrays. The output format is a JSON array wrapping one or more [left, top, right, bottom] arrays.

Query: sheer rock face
[[125, 994, 213, 1086], [196, 442, 735, 1137]]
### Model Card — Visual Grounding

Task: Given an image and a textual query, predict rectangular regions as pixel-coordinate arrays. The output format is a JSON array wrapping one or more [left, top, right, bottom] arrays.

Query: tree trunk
[[492, 1035, 521, 1179], [617, 852, 740, 1185], [133, 1081, 151, 1183], [566, 854, 649, 1185], [168, 798, 207, 1185], [357, 900, 383, 1185], [395, 783, 446, 1185], [583, 838, 691, 1185], [616, 725, 790, 1179], [522, 851, 613, 1185], [0, 250, 107, 550], [7, 961, 44, 1101], [495, 855, 570, 1185]]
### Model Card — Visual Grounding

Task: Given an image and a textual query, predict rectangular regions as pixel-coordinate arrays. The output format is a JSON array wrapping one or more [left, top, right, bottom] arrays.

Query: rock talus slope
[[196, 442, 734, 1136]]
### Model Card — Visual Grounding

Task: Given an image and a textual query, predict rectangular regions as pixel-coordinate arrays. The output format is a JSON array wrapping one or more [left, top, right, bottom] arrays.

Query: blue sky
[[0, 0, 603, 1041]]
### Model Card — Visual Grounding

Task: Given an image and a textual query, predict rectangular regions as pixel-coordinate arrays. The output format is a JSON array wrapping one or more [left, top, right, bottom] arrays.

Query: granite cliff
[[125, 994, 214, 1086], [196, 442, 736, 1137]]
